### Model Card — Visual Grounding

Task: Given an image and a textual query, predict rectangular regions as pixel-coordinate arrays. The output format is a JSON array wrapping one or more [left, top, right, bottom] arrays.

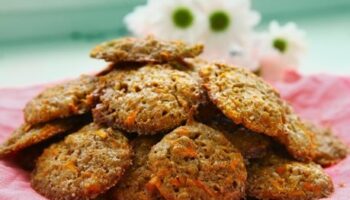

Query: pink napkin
[[0, 85, 47, 200], [0, 72, 350, 200]]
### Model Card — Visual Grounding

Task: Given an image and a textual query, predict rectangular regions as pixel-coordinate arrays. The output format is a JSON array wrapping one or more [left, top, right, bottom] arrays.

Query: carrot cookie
[[31, 123, 132, 200], [148, 122, 246, 200], [0, 116, 86, 158], [247, 152, 334, 200], [93, 64, 203, 135], [90, 36, 203, 63], [24, 75, 98, 125], [305, 122, 348, 167], [200, 63, 316, 161]]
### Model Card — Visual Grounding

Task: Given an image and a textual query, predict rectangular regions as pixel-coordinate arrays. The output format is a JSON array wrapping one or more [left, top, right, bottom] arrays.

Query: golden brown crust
[[278, 107, 317, 162], [199, 63, 316, 162], [93, 64, 203, 135], [24, 75, 98, 125], [0, 116, 86, 158], [2, 36, 343, 199], [110, 137, 163, 200], [31, 123, 132, 200], [200, 63, 284, 136], [305, 122, 349, 167], [247, 152, 334, 200], [148, 122, 247, 200], [90, 36, 203, 64]]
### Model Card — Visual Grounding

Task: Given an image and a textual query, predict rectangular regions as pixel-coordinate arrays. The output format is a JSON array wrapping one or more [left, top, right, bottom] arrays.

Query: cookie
[[247, 152, 334, 200], [90, 36, 203, 63], [93, 64, 203, 135], [0, 116, 86, 158], [200, 63, 316, 161], [24, 75, 98, 125], [305, 122, 348, 167], [148, 122, 247, 200], [110, 136, 163, 200], [12, 132, 69, 171], [200, 63, 284, 136], [31, 123, 132, 200]]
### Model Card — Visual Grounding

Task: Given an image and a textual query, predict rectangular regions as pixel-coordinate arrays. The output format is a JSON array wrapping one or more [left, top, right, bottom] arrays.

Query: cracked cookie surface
[[0, 116, 86, 158], [31, 123, 132, 200], [93, 64, 203, 135], [200, 63, 316, 161], [247, 152, 334, 200], [148, 122, 246, 200], [305, 122, 348, 167], [90, 36, 203, 64], [24, 75, 98, 125]]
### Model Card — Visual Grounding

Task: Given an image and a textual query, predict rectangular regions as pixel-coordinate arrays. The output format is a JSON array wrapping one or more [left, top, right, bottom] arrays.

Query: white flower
[[124, 0, 308, 75], [267, 21, 307, 66], [228, 42, 261, 71], [123, 4, 152, 37], [196, 0, 261, 71], [124, 0, 206, 43], [199, 0, 260, 50], [199, 41, 260, 71], [224, 42, 261, 71]]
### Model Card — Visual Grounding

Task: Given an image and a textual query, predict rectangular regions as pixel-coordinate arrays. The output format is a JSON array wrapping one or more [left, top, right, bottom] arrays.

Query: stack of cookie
[[0, 36, 348, 200]]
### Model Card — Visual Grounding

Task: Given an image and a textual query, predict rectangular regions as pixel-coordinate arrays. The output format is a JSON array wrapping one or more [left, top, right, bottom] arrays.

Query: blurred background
[[0, 0, 350, 87]]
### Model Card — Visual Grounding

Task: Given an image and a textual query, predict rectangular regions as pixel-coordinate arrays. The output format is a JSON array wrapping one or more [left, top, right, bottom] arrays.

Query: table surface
[[0, 1, 349, 87]]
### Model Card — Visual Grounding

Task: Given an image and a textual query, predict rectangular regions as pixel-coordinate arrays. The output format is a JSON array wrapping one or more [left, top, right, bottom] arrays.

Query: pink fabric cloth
[[1, 73, 350, 199]]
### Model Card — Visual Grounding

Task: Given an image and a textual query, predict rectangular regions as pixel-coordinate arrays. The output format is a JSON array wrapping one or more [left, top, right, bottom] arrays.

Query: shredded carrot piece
[[65, 161, 78, 173], [160, 51, 170, 58], [230, 160, 239, 169], [149, 176, 161, 186], [85, 183, 101, 194], [178, 146, 197, 157], [124, 110, 138, 127], [188, 179, 216, 196], [146, 176, 161, 193], [176, 127, 190, 136], [68, 103, 79, 113], [145, 182, 157, 193], [303, 182, 316, 191], [23, 124, 32, 132], [275, 166, 286, 175], [85, 94, 95, 105]]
